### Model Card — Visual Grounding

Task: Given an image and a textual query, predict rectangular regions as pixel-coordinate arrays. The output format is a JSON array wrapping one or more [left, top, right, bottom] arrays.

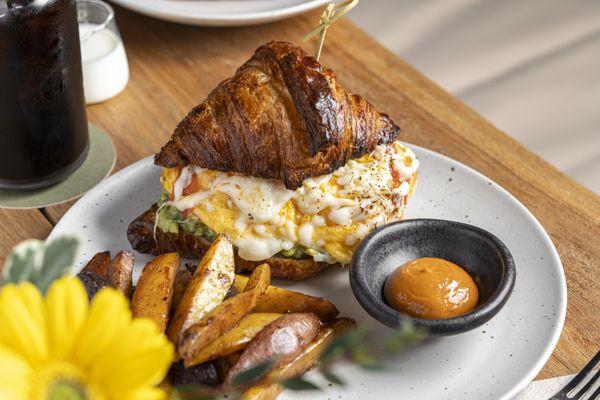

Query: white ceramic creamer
[[79, 22, 129, 104]]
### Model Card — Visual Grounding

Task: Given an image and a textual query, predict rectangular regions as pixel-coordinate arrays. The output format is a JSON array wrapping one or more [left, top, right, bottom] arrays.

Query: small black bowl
[[349, 219, 516, 335]]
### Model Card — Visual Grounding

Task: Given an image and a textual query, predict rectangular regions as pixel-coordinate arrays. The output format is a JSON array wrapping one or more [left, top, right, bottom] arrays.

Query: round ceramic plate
[[109, 0, 330, 26], [48, 144, 566, 400]]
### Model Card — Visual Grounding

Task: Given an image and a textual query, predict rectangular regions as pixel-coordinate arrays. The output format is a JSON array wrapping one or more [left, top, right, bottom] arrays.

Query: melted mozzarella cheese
[[162, 141, 418, 263], [173, 166, 193, 199], [213, 174, 295, 224], [298, 223, 314, 247]]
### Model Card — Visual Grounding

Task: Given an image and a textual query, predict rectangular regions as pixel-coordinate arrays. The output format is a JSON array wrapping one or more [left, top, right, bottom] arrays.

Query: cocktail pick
[[302, 0, 359, 61]]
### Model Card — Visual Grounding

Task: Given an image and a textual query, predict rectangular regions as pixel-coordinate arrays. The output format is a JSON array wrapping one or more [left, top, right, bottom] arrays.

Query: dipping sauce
[[384, 257, 479, 319]]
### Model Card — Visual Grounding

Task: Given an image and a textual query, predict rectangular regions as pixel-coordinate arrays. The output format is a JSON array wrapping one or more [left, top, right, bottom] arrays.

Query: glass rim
[[77, 0, 115, 42], [78, 0, 115, 21]]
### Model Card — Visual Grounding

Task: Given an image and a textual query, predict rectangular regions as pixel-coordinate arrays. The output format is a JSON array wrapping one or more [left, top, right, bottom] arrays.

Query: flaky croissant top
[[155, 41, 401, 189]]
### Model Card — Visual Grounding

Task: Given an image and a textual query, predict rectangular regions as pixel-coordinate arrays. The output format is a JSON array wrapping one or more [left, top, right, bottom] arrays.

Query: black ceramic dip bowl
[[349, 219, 516, 335]]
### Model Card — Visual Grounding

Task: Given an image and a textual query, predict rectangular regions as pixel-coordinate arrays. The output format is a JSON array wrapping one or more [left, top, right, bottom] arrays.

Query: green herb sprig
[[172, 321, 427, 399]]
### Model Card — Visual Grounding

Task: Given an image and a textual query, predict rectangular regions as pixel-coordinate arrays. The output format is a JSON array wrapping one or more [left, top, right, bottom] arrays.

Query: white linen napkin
[[515, 371, 599, 399], [514, 375, 573, 399]]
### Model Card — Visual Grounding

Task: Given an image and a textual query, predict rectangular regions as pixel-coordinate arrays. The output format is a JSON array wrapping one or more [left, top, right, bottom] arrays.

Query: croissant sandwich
[[128, 41, 419, 280]]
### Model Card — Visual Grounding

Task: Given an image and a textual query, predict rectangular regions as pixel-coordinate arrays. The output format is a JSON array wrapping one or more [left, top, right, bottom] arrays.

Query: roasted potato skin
[[77, 272, 108, 299], [131, 253, 180, 332], [106, 250, 134, 298], [233, 275, 338, 321], [171, 265, 193, 312], [81, 251, 134, 297], [127, 204, 332, 280], [224, 313, 322, 386], [179, 264, 271, 367], [239, 318, 356, 400], [80, 251, 111, 277], [268, 318, 356, 380], [187, 313, 282, 365], [167, 234, 235, 344]]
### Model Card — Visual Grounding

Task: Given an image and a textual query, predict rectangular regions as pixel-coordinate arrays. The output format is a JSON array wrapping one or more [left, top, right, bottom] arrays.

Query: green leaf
[[35, 236, 79, 293], [320, 369, 345, 386], [384, 321, 427, 352], [2, 239, 44, 286], [231, 359, 275, 387], [280, 377, 320, 391], [158, 189, 170, 206], [1, 236, 79, 293], [356, 359, 391, 371], [320, 326, 366, 364], [319, 343, 345, 365]]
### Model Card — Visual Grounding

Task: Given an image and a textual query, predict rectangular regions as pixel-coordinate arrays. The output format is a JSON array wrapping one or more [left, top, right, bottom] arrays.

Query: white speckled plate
[[109, 0, 330, 27], [48, 144, 566, 400]]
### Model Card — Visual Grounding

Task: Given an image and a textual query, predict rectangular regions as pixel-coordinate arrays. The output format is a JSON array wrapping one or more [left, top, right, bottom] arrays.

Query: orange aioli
[[383, 257, 479, 319]]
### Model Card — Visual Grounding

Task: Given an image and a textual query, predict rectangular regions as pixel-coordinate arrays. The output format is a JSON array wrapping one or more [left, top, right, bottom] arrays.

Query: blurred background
[[349, 0, 600, 194]]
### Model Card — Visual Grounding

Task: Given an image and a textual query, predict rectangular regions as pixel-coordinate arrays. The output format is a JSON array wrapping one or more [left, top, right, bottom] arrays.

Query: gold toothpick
[[302, 0, 360, 61]]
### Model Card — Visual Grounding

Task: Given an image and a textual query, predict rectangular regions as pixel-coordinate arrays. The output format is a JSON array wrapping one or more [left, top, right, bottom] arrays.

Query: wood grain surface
[[2, 6, 599, 381]]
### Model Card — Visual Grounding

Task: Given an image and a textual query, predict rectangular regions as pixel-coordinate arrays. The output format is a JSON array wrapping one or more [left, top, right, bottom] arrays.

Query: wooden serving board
[[1, 6, 598, 380]]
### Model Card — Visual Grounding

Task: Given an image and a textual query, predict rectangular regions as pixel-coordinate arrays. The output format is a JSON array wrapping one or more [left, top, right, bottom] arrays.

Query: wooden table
[[2, 6, 598, 381]]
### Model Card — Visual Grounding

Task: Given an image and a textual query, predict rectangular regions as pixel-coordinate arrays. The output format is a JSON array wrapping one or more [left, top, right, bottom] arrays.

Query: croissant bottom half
[[127, 204, 332, 281]]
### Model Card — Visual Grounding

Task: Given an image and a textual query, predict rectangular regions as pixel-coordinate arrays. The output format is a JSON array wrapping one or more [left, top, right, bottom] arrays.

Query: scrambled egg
[[160, 141, 418, 264]]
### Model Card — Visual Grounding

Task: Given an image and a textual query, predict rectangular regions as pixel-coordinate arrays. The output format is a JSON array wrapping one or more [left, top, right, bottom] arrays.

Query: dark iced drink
[[0, 0, 89, 189]]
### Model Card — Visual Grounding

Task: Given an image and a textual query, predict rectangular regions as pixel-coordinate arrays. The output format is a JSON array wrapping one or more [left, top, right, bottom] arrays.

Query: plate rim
[[49, 144, 567, 399], [110, 0, 331, 27]]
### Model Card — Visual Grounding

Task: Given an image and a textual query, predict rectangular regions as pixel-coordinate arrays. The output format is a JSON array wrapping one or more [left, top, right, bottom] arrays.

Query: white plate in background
[[49, 144, 566, 400], [110, 0, 330, 26]]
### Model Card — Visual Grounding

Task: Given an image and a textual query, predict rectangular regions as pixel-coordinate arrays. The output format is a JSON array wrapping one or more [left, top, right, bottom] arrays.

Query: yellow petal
[[0, 344, 31, 400], [93, 319, 173, 394], [45, 277, 89, 361], [71, 288, 131, 369], [116, 387, 167, 400], [0, 283, 48, 365], [0, 277, 173, 400], [105, 347, 173, 393]]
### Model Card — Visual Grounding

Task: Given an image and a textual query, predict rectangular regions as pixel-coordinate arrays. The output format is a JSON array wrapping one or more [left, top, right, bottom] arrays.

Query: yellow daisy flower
[[0, 276, 174, 400]]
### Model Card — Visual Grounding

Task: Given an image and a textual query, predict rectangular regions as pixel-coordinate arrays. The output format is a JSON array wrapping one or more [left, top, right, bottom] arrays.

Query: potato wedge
[[171, 265, 193, 312], [186, 313, 281, 365], [167, 234, 235, 343], [224, 313, 321, 386], [80, 251, 111, 277], [179, 264, 271, 367], [239, 318, 356, 400], [131, 253, 180, 332], [233, 275, 338, 321], [77, 271, 108, 299], [239, 384, 281, 400], [238, 383, 283, 400], [242, 263, 271, 292], [268, 318, 356, 380], [105, 251, 134, 297]]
